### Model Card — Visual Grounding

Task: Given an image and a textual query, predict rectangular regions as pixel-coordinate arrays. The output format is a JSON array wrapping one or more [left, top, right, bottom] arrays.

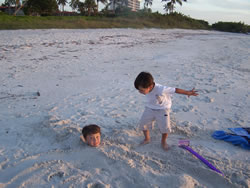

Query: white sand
[[0, 28, 249, 188]]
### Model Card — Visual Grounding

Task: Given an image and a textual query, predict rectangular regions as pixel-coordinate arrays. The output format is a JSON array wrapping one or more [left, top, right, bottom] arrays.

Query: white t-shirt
[[145, 83, 176, 110]]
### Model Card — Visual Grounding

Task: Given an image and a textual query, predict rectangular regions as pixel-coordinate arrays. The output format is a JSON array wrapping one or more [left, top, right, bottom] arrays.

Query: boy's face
[[86, 133, 101, 147], [138, 85, 154, 95]]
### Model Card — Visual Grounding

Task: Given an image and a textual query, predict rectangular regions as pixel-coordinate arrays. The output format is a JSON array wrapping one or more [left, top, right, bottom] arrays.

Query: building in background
[[108, 0, 140, 12], [0, 6, 24, 15], [127, 0, 140, 12]]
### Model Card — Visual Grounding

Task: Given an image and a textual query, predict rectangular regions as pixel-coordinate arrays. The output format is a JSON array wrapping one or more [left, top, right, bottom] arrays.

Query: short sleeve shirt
[[145, 83, 176, 109]]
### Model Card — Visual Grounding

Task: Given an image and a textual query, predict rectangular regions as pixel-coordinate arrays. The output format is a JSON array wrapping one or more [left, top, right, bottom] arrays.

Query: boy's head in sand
[[134, 72, 155, 95], [80, 124, 101, 147]]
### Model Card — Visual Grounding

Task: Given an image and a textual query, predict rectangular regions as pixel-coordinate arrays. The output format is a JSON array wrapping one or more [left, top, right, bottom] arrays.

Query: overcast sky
[[1, 0, 250, 25], [151, 0, 250, 25]]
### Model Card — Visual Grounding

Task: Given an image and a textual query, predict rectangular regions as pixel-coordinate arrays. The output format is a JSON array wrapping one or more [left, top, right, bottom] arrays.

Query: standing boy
[[134, 72, 198, 150]]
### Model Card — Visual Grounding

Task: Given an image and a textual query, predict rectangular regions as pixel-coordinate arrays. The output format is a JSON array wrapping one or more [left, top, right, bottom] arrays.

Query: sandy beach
[[0, 28, 249, 188]]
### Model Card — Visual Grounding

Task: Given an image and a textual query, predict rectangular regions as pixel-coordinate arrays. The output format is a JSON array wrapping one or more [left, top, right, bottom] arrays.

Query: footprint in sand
[[86, 181, 110, 188], [182, 105, 194, 112], [48, 171, 64, 181], [203, 96, 214, 103]]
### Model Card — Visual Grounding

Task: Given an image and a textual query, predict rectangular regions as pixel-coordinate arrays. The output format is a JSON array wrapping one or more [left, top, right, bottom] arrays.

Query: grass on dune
[[0, 12, 211, 30]]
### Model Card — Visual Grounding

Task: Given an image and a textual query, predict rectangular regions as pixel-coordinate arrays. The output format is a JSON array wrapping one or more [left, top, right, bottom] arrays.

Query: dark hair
[[82, 124, 101, 139], [134, 72, 154, 90]]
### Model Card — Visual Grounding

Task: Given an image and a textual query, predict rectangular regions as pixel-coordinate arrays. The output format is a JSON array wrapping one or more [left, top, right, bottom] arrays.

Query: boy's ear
[[80, 135, 86, 143], [150, 83, 154, 90]]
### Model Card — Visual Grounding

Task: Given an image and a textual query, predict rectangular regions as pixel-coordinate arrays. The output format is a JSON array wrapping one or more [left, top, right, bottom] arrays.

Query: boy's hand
[[175, 88, 199, 97], [188, 88, 199, 97]]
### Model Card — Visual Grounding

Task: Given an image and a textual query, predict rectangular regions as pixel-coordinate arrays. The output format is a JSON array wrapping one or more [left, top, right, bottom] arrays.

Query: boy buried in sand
[[134, 72, 198, 151], [80, 124, 101, 147]]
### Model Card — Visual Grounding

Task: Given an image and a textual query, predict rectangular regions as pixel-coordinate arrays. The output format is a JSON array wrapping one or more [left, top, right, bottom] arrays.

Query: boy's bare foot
[[140, 139, 150, 145], [161, 142, 169, 151]]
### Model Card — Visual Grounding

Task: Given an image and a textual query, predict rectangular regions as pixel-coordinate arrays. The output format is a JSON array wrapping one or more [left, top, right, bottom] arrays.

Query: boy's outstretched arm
[[175, 88, 198, 97]]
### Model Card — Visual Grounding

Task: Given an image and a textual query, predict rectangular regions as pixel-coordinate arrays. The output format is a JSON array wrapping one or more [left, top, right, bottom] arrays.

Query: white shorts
[[139, 107, 171, 133]]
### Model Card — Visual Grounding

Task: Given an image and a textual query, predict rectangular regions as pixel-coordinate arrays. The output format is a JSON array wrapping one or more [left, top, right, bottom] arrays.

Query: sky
[[154, 0, 250, 25], [1, 0, 250, 25]]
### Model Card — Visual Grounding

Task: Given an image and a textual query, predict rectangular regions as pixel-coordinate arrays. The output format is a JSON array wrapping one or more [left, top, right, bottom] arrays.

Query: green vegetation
[[1, 0, 249, 32], [212, 22, 249, 33], [1, 10, 249, 33], [23, 0, 58, 16], [0, 12, 210, 30], [162, 0, 187, 14]]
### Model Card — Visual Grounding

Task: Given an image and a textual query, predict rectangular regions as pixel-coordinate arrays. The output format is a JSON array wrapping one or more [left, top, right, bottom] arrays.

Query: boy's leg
[[139, 108, 154, 145], [141, 130, 150, 145], [161, 133, 169, 150], [156, 109, 171, 150]]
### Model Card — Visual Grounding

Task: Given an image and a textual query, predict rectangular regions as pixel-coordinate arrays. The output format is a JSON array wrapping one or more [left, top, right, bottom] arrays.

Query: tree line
[[1, 0, 187, 16]]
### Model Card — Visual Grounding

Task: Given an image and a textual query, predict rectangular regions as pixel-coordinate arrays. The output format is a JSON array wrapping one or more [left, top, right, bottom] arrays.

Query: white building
[[127, 0, 140, 12], [108, 0, 140, 12]]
